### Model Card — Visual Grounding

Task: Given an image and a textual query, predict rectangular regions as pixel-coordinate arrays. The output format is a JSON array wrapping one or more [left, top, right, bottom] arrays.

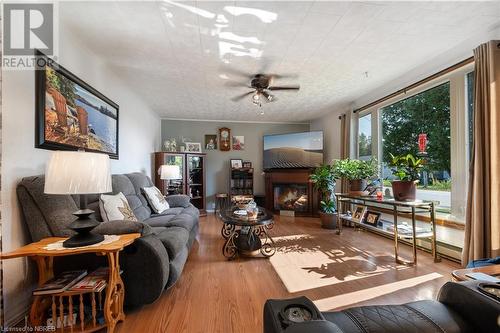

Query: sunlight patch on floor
[[269, 234, 408, 293], [313, 272, 443, 311]]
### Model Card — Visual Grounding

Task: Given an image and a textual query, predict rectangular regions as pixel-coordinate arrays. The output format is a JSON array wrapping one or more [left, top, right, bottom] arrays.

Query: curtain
[[339, 113, 350, 193], [462, 41, 500, 266]]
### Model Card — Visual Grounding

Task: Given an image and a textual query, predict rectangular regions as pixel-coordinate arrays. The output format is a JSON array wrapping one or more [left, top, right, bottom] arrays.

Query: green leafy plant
[[333, 158, 378, 181], [320, 200, 336, 214], [310, 164, 338, 213], [389, 153, 424, 181]]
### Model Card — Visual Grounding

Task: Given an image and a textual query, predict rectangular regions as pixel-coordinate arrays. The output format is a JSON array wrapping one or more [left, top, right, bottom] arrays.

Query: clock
[[219, 127, 231, 151]]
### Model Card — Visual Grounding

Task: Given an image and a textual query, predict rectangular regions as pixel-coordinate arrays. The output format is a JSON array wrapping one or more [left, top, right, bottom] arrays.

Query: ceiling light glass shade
[[44, 151, 112, 194], [253, 93, 260, 101], [159, 164, 181, 180]]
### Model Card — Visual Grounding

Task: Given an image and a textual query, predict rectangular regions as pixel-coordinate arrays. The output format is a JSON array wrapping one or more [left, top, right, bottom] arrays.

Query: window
[[355, 63, 474, 224], [381, 82, 451, 213], [358, 113, 372, 160]]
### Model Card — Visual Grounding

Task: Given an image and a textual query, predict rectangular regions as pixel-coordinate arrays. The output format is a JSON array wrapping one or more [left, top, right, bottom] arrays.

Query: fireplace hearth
[[264, 169, 319, 217]]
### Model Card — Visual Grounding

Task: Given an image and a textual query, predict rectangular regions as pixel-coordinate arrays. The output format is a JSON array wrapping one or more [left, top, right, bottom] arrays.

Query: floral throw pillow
[[99, 192, 138, 222], [142, 186, 170, 214]]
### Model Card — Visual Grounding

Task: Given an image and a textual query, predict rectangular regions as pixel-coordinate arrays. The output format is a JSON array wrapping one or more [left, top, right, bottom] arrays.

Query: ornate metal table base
[[222, 223, 275, 259]]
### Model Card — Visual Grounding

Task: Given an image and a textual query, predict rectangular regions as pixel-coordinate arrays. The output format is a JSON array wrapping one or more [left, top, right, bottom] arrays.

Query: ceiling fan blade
[[224, 80, 251, 88], [231, 90, 255, 102], [270, 73, 299, 80], [268, 85, 300, 91], [220, 66, 254, 79]]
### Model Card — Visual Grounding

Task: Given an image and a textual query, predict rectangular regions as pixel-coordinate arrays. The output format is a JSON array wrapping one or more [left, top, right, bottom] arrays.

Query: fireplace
[[264, 169, 319, 217], [273, 184, 308, 211]]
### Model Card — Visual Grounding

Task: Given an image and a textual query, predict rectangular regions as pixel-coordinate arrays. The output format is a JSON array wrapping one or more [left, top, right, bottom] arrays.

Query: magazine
[[33, 270, 87, 295], [69, 267, 109, 292]]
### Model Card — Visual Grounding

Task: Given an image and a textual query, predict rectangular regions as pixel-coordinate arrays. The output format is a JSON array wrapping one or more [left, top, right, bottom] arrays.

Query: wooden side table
[[452, 264, 500, 282], [0, 233, 140, 333]]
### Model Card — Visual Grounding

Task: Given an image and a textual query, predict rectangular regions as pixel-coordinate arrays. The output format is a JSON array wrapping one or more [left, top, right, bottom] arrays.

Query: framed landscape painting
[[35, 51, 119, 159]]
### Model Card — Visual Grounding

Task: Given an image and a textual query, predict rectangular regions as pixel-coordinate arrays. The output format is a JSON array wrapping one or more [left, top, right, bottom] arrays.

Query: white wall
[[1, 29, 161, 324], [161, 120, 309, 209]]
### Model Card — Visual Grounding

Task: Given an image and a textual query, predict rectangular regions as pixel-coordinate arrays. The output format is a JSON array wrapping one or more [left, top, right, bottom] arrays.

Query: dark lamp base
[[63, 232, 104, 248], [62, 204, 103, 248]]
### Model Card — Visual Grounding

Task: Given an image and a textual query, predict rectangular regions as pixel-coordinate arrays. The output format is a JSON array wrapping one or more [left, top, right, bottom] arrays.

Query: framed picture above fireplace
[[35, 51, 119, 159]]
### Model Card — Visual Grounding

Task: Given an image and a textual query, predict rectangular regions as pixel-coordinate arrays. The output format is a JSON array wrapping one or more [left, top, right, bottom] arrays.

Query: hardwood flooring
[[116, 214, 459, 333]]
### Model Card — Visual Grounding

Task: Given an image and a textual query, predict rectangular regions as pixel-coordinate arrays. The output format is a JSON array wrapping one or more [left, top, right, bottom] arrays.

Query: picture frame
[[204, 134, 217, 150], [185, 142, 202, 153], [230, 159, 243, 169], [364, 211, 381, 226], [232, 135, 244, 150], [243, 161, 252, 168], [35, 51, 119, 159], [219, 127, 231, 151], [351, 205, 367, 223]]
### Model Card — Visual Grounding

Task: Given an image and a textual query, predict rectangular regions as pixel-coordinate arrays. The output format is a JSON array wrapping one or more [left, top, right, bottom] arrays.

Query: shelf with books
[[336, 194, 440, 266], [0, 234, 140, 333]]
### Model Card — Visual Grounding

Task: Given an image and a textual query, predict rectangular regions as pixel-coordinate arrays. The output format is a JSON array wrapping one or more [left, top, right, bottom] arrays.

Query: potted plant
[[310, 164, 338, 229], [388, 153, 424, 201], [334, 158, 378, 195]]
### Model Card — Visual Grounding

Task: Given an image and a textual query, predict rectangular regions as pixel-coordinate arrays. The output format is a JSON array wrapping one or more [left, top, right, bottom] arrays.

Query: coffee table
[[452, 264, 500, 282], [219, 206, 275, 259]]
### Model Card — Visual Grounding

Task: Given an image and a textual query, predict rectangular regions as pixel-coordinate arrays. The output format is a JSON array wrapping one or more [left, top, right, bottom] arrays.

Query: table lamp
[[45, 151, 112, 248], [159, 164, 181, 194]]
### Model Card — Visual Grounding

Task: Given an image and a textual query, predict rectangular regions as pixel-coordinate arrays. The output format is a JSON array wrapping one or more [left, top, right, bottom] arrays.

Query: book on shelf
[[386, 224, 428, 235], [69, 267, 109, 292], [33, 270, 87, 295]]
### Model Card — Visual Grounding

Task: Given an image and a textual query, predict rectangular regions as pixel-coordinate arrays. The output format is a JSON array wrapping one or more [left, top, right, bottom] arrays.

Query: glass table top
[[219, 206, 273, 226]]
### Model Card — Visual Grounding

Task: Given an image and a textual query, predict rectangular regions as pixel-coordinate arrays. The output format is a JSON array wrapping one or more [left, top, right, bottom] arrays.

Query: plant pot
[[319, 212, 337, 229], [391, 180, 416, 201], [348, 179, 367, 196]]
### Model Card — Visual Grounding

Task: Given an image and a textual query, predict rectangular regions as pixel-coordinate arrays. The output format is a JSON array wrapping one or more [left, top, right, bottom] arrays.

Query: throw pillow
[[142, 186, 170, 214], [99, 192, 138, 222]]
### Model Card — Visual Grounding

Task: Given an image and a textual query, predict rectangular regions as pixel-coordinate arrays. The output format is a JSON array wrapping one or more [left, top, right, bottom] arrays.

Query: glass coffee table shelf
[[339, 214, 433, 240], [336, 193, 441, 266], [218, 206, 275, 260]]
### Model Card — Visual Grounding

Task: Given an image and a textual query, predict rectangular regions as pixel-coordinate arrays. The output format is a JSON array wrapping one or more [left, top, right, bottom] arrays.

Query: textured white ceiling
[[60, 1, 500, 122]]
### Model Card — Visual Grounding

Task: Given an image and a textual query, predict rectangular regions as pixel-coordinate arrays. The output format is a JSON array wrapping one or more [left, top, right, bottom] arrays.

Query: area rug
[[269, 234, 405, 293]]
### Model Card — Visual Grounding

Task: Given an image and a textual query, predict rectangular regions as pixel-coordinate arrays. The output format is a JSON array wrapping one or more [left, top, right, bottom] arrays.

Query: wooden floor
[[116, 214, 459, 333]]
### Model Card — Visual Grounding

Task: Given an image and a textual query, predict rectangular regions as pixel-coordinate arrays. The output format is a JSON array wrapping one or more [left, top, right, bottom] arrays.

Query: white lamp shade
[[44, 151, 112, 194], [159, 165, 181, 180]]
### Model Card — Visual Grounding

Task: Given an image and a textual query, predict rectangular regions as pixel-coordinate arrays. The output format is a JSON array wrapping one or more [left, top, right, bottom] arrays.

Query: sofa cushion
[[158, 207, 184, 216], [99, 192, 138, 222], [111, 174, 151, 221], [17, 175, 78, 238], [165, 194, 191, 208], [146, 213, 197, 232], [142, 186, 170, 213], [156, 227, 189, 259], [144, 214, 176, 227]]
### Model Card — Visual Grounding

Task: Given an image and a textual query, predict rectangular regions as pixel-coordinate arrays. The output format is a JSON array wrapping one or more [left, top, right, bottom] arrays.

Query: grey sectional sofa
[[17, 172, 199, 306]]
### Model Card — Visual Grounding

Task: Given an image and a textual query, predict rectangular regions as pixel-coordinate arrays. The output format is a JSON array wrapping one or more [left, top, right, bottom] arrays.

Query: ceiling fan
[[227, 73, 300, 107]]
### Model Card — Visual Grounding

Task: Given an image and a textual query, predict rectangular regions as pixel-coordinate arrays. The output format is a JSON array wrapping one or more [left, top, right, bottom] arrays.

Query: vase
[[348, 179, 367, 196], [391, 180, 417, 201]]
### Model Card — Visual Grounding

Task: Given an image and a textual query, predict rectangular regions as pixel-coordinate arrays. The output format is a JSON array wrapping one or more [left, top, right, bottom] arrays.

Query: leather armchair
[[263, 281, 500, 333]]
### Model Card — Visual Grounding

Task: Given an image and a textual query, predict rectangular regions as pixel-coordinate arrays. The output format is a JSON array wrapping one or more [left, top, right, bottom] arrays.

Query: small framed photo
[[364, 211, 381, 226], [230, 159, 243, 169], [204, 135, 217, 150], [185, 142, 202, 153], [243, 161, 252, 168], [351, 205, 367, 223]]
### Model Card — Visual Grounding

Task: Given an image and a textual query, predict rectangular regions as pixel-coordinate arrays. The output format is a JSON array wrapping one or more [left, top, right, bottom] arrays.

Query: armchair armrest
[[93, 220, 153, 236], [165, 194, 191, 208]]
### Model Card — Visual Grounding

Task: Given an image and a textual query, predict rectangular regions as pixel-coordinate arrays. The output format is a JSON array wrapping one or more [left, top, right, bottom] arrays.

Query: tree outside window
[[381, 82, 451, 212]]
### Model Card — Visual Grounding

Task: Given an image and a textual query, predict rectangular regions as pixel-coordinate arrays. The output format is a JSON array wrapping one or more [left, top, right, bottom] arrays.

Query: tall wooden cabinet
[[154, 152, 207, 216]]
